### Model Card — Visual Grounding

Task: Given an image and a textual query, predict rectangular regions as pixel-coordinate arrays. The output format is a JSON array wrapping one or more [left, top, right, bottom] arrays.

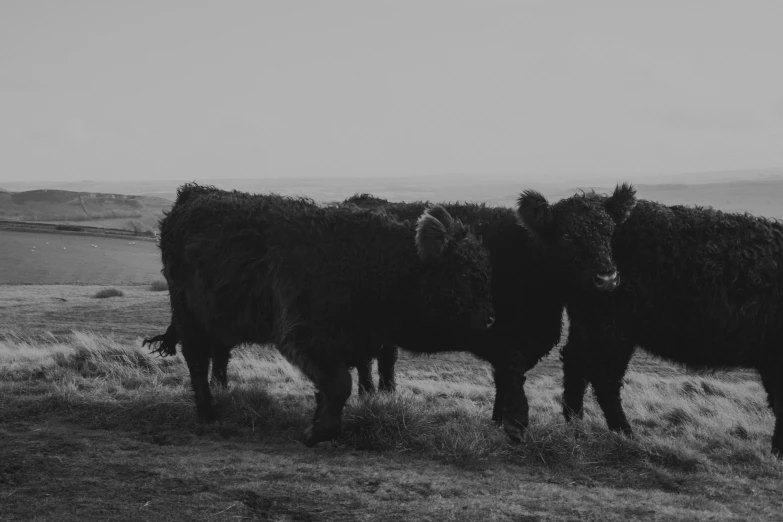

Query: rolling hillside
[[2, 170, 783, 233], [0, 189, 169, 232]]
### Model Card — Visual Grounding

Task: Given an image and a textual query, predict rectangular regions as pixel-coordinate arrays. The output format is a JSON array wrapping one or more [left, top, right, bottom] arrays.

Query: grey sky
[[1, 0, 782, 183]]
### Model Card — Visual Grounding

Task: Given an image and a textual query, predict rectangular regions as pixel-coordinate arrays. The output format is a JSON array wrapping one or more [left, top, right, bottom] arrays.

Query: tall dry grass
[[0, 331, 780, 478]]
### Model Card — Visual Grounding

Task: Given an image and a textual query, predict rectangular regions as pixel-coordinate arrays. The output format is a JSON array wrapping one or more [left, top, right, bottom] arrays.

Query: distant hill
[[4, 167, 783, 197], [571, 180, 783, 220], [2, 168, 783, 224], [0, 189, 170, 233]]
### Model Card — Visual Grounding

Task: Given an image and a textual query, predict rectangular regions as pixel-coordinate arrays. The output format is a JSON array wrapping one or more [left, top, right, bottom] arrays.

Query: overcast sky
[[1, 1, 782, 183]]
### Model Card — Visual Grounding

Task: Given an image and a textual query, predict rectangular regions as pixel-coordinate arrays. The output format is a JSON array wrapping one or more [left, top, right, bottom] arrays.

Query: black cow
[[145, 183, 495, 446], [144, 188, 486, 392], [342, 185, 637, 438], [561, 200, 783, 456]]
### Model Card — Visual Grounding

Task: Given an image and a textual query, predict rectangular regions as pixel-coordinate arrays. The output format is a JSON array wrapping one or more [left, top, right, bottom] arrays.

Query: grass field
[[1, 286, 781, 521], [0, 229, 161, 284]]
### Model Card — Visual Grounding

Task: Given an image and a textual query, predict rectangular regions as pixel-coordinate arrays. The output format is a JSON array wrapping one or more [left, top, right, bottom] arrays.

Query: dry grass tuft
[[342, 393, 440, 451], [92, 287, 124, 298], [149, 279, 168, 291]]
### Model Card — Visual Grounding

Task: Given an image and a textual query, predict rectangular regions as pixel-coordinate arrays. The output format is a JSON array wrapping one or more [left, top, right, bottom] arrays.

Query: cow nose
[[593, 270, 620, 291], [485, 315, 495, 329]]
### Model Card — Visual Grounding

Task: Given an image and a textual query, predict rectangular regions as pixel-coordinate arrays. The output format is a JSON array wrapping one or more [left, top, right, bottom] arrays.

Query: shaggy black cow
[[343, 185, 637, 438], [144, 188, 477, 391], [145, 184, 495, 446], [561, 200, 783, 456]]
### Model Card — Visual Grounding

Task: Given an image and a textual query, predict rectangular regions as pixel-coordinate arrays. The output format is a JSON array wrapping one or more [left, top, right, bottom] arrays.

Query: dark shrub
[[93, 288, 124, 299], [149, 280, 168, 292]]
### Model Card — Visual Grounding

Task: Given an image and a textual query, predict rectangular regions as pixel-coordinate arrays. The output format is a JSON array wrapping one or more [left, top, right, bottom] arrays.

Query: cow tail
[[142, 323, 179, 357]]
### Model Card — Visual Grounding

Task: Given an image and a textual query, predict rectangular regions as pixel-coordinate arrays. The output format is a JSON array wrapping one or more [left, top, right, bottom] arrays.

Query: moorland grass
[[1, 331, 779, 478]]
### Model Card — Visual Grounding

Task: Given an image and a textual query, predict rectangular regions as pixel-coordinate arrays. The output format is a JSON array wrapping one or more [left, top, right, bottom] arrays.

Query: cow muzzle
[[593, 270, 620, 291]]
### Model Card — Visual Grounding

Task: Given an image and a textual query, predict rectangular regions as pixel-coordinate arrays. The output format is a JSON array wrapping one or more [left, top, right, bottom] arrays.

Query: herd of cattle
[[143, 182, 783, 457]]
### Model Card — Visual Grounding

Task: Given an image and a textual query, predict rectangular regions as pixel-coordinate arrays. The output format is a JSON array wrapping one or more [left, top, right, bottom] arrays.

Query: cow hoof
[[197, 408, 217, 423], [302, 423, 341, 447], [505, 426, 524, 444], [503, 417, 527, 444], [302, 425, 318, 447], [314, 439, 337, 450]]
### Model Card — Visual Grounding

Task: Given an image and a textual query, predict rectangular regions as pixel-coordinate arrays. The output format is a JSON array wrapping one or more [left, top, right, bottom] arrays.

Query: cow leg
[[561, 338, 589, 422], [481, 338, 527, 432], [274, 315, 353, 445], [490, 365, 505, 425], [180, 333, 216, 422], [478, 349, 509, 426], [303, 361, 352, 446], [592, 376, 632, 434], [758, 360, 783, 457], [485, 327, 556, 430], [355, 358, 375, 396], [210, 345, 231, 388], [496, 351, 529, 444], [588, 341, 634, 435], [377, 344, 398, 393]]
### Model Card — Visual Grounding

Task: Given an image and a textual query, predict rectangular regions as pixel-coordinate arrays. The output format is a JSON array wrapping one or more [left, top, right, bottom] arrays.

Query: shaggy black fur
[[144, 183, 494, 446], [344, 184, 637, 439], [142, 192, 409, 393], [561, 200, 783, 456]]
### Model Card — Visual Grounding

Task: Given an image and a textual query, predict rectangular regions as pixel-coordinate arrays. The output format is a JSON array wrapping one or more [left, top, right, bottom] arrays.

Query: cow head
[[517, 183, 636, 292], [415, 205, 495, 330]]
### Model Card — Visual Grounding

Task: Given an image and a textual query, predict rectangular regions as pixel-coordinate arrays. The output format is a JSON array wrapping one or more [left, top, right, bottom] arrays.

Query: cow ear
[[604, 182, 637, 225], [424, 205, 454, 229], [416, 208, 449, 261], [517, 190, 553, 236]]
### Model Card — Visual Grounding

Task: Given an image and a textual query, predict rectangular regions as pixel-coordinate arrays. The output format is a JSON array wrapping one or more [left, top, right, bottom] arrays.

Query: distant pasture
[[0, 229, 161, 284]]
